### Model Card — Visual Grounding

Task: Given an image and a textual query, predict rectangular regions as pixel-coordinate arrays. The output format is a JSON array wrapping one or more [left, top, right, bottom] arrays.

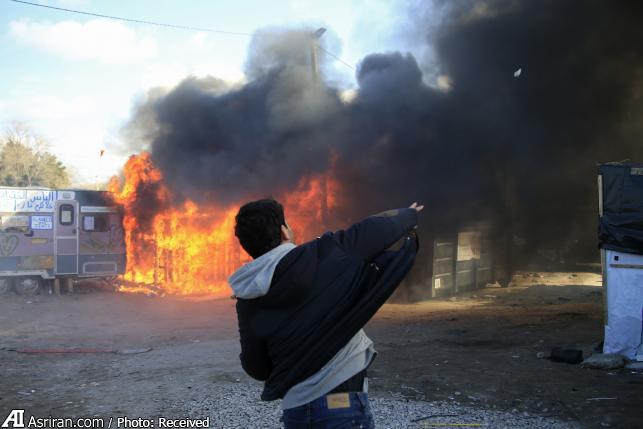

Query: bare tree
[[0, 123, 70, 188]]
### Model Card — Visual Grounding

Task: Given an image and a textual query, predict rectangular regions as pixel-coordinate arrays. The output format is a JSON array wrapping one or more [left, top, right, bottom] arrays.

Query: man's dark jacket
[[234, 208, 419, 401]]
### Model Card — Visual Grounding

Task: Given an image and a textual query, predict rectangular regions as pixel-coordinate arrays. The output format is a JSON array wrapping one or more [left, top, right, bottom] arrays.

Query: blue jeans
[[282, 392, 375, 429]]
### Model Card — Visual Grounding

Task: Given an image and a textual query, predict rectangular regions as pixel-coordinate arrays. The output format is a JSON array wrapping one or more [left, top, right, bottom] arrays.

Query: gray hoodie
[[229, 242, 376, 410], [229, 243, 296, 299]]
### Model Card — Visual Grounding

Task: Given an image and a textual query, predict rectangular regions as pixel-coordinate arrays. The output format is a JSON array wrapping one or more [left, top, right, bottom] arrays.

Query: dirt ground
[[1, 272, 641, 428]]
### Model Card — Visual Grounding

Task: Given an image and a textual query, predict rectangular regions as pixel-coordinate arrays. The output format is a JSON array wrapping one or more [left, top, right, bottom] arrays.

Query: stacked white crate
[[603, 250, 643, 360]]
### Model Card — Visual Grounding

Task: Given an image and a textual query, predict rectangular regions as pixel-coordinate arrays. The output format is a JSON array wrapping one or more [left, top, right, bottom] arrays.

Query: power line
[[8, 0, 253, 36], [319, 46, 354, 70], [8, 0, 356, 71]]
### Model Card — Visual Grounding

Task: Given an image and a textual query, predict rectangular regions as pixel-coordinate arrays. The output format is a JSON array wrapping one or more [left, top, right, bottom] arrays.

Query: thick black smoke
[[335, 0, 643, 263], [124, 29, 342, 205], [124, 1, 643, 269]]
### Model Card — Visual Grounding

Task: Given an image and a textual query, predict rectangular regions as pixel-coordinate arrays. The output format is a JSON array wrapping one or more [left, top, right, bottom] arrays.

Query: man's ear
[[281, 225, 290, 242]]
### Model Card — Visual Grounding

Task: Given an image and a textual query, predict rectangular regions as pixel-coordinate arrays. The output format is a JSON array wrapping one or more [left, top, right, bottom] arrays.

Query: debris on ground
[[12, 347, 152, 355], [624, 361, 643, 370], [117, 347, 153, 355], [581, 353, 625, 370], [550, 348, 583, 364], [14, 348, 116, 354]]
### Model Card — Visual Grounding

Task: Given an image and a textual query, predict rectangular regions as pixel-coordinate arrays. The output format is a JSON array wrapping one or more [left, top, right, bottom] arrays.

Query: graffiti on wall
[[0, 234, 19, 256], [109, 224, 124, 247], [81, 224, 125, 253]]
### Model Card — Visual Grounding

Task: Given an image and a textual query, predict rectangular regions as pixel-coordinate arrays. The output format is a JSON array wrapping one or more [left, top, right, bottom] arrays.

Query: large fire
[[108, 153, 338, 296]]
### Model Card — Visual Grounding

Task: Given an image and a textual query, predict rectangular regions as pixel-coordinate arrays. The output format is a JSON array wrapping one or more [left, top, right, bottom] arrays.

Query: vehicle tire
[[0, 278, 11, 295], [14, 277, 41, 296]]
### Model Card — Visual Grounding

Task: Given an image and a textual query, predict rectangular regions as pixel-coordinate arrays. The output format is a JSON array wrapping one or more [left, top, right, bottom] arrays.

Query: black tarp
[[598, 163, 643, 255]]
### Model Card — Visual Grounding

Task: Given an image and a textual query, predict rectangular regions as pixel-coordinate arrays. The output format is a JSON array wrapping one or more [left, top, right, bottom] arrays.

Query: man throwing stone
[[229, 199, 422, 428]]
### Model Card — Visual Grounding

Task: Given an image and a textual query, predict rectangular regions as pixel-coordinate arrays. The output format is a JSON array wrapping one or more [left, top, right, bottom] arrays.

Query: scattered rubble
[[550, 348, 583, 364], [624, 361, 643, 370], [581, 354, 625, 370]]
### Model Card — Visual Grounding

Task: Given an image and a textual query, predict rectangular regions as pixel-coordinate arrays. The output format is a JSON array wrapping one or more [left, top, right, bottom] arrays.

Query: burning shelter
[[104, 1, 642, 299]]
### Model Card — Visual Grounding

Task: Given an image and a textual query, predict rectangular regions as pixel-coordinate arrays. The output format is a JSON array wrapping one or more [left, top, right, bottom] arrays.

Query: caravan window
[[0, 215, 30, 233], [82, 214, 109, 232], [59, 204, 74, 225]]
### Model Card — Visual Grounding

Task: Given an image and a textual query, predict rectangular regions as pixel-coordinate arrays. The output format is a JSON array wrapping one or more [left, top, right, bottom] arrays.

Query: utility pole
[[310, 27, 326, 83], [310, 27, 329, 229]]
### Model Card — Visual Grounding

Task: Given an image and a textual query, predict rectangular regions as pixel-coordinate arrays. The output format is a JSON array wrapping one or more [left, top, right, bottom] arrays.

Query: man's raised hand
[[409, 202, 424, 212]]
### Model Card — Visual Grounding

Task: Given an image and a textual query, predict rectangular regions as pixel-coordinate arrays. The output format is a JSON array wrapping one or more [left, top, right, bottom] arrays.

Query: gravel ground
[[5, 284, 637, 428], [177, 381, 580, 428]]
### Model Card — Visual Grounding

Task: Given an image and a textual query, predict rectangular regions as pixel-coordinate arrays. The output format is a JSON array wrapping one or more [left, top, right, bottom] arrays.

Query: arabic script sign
[[31, 215, 53, 230], [0, 189, 56, 213]]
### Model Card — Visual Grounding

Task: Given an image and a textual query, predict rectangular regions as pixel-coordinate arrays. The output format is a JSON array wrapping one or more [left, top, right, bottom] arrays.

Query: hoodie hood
[[229, 243, 296, 299]]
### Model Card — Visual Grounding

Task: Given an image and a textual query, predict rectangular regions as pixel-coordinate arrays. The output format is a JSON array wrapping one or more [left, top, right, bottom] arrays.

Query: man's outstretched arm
[[334, 202, 424, 261]]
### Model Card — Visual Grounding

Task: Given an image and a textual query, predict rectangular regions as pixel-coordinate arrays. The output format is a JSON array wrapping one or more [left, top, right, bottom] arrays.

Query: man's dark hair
[[235, 199, 286, 259]]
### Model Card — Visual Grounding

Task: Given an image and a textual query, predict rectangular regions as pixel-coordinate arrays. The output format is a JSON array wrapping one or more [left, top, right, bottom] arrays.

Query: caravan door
[[54, 199, 79, 275]]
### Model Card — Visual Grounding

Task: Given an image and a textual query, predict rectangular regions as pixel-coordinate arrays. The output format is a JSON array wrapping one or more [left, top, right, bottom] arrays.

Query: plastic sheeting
[[603, 250, 643, 360], [598, 164, 643, 255]]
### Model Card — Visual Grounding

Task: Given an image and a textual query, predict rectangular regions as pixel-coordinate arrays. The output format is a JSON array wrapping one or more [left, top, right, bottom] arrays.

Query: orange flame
[[108, 152, 339, 296]]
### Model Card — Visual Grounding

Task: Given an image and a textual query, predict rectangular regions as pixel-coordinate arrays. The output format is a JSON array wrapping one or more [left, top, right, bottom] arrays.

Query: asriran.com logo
[[2, 410, 25, 428]]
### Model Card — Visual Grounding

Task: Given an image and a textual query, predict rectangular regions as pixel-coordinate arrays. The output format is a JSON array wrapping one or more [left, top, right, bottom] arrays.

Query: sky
[[0, 0, 421, 185]]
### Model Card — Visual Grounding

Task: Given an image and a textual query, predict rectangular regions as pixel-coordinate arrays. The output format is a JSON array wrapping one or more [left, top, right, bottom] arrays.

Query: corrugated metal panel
[[432, 229, 495, 297], [432, 241, 456, 297]]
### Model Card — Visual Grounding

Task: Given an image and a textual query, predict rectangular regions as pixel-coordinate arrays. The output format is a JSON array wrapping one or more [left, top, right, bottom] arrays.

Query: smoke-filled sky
[[0, 0, 408, 184], [124, 0, 643, 259], [3, 0, 642, 260]]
